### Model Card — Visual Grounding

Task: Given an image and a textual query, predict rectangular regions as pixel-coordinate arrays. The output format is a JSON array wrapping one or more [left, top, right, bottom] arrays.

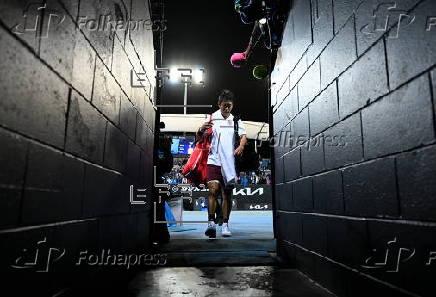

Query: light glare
[[170, 67, 179, 83]]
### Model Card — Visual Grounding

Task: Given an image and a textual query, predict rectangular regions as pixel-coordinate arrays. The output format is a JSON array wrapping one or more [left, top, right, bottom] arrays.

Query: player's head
[[217, 89, 235, 116]]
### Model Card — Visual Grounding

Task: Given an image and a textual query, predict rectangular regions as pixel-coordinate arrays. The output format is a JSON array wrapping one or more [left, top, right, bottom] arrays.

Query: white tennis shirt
[[204, 110, 247, 184]]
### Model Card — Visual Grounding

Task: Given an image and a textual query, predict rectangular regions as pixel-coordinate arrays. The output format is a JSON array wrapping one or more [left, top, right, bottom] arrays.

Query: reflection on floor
[[129, 266, 336, 297], [127, 210, 336, 297], [168, 210, 274, 240]]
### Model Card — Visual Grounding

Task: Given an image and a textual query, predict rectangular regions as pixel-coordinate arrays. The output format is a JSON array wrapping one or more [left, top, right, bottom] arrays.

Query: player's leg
[[221, 186, 232, 223], [221, 186, 233, 237], [205, 181, 220, 238], [215, 192, 224, 226], [207, 181, 220, 221]]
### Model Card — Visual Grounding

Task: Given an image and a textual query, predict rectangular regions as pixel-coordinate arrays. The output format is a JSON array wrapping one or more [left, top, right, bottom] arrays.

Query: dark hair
[[218, 89, 235, 104]]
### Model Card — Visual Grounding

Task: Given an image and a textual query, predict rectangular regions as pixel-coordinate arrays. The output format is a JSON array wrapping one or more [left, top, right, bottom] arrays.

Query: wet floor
[[128, 266, 335, 297], [129, 211, 335, 297]]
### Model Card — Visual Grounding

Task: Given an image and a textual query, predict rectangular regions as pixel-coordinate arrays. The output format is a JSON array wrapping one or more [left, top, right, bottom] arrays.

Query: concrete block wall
[[0, 0, 156, 295], [273, 0, 436, 296]]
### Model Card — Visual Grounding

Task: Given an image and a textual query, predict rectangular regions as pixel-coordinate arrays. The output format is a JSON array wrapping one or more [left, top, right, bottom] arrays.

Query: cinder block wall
[[0, 0, 156, 294], [273, 0, 436, 296]]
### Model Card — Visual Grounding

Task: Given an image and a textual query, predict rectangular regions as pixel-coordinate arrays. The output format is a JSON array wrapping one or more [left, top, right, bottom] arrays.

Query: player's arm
[[239, 134, 247, 146], [196, 120, 213, 141], [235, 134, 247, 156]]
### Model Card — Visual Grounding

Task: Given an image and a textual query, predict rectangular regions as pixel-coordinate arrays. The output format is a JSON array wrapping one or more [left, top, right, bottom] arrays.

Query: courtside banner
[[189, 185, 272, 210]]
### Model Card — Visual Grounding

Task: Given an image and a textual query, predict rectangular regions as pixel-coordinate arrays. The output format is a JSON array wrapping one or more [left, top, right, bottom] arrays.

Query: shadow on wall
[[0, 0, 158, 295], [272, 0, 436, 296]]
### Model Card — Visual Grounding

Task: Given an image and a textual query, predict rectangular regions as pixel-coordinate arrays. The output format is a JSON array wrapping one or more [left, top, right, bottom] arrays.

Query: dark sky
[[160, 0, 270, 122]]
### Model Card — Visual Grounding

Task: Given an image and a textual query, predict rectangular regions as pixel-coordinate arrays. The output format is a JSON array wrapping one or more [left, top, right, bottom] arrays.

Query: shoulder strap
[[233, 115, 239, 133]]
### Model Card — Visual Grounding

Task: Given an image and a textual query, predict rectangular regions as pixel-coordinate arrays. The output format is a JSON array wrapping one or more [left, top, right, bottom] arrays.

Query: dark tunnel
[[0, 0, 435, 296]]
